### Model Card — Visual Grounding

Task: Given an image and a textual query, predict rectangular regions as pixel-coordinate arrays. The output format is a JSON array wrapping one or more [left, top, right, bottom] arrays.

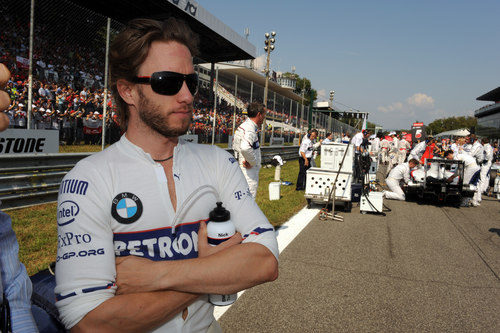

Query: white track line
[[213, 206, 320, 320]]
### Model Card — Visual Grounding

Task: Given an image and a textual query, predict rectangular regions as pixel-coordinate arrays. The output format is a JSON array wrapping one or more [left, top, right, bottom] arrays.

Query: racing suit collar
[[118, 134, 184, 164], [247, 118, 259, 131]]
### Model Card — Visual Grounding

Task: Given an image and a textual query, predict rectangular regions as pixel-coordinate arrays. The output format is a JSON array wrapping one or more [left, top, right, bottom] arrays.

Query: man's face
[[133, 41, 195, 138], [445, 153, 454, 160], [256, 111, 266, 127], [310, 132, 317, 140]]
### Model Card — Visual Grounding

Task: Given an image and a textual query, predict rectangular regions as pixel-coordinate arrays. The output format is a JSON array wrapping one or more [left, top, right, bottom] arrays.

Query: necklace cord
[[153, 155, 173, 162]]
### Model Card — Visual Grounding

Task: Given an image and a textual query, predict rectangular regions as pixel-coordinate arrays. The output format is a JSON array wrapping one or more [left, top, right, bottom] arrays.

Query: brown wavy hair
[[109, 18, 199, 131]]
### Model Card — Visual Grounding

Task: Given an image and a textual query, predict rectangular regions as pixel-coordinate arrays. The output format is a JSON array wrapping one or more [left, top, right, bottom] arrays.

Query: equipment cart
[[304, 167, 353, 212]]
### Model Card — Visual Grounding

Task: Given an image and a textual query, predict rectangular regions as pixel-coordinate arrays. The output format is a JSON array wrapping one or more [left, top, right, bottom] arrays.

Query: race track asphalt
[[218, 196, 500, 332]]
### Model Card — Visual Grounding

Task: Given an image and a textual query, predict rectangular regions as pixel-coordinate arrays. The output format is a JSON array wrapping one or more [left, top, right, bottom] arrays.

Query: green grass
[[256, 161, 308, 225], [8, 156, 311, 275], [59, 144, 105, 153], [8, 203, 58, 275]]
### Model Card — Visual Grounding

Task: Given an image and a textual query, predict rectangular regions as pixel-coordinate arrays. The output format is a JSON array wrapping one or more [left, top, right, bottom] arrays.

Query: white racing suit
[[397, 139, 411, 165], [380, 139, 390, 165], [370, 137, 380, 160], [408, 141, 426, 162], [384, 162, 411, 200], [55, 135, 279, 331], [479, 143, 493, 196], [232, 118, 261, 197], [455, 153, 481, 205]]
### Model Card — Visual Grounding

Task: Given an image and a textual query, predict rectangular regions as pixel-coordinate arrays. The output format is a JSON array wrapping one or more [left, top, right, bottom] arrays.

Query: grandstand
[[475, 87, 500, 138], [1, 0, 354, 148]]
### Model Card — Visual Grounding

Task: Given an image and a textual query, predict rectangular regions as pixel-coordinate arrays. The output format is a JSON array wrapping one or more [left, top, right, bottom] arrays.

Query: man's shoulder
[[181, 142, 239, 168], [181, 140, 227, 157], [67, 143, 120, 177]]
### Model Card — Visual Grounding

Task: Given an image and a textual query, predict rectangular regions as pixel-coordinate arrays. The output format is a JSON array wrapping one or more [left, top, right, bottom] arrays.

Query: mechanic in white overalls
[[397, 135, 411, 165], [232, 102, 266, 198], [383, 158, 419, 200], [444, 150, 481, 206], [479, 138, 494, 195]]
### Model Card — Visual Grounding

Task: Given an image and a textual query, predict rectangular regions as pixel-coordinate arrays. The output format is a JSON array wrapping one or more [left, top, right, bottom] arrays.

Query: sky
[[197, 0, 500, 129]]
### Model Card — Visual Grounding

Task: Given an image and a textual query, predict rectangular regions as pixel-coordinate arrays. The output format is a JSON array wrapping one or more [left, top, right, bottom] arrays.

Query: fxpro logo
[[58, 231, 92, 249], [58, 200, 80, 226]]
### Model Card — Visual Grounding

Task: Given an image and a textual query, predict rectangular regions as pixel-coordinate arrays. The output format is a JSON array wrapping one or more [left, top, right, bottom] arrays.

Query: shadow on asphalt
[[489, 228, 500, 237]]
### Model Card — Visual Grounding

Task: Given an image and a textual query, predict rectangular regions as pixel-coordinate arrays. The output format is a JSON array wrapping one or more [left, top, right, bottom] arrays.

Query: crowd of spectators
[[0, 11, 305, 145]]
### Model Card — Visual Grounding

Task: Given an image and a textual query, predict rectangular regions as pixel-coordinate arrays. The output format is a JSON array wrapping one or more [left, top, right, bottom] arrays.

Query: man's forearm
[[156, 243, 277, 295], [240, 148, 257, 166], [72, 290, 199, 333]]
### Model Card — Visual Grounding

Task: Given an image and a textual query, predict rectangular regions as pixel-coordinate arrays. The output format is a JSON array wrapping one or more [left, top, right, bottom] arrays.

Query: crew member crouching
[[444, 150, 481, 206], [383, 158, 419, 201]]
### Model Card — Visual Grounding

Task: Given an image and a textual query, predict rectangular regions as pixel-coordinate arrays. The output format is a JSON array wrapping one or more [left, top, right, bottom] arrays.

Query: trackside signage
[[0, 129, 59, 154]]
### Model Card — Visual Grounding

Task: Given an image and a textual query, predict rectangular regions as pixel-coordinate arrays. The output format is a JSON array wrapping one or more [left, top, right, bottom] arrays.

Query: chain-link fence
[[1, 0, 124, 149], [1, 0, 355, 148]]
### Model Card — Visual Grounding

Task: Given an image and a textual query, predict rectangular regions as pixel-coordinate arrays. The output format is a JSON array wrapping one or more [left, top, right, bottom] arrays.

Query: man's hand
[[115, 256, 160, 295], [304, 158, 309, 167], [0, 64, 12, 131], [197, 220, 242, 258], [242, 160, 252, 169]]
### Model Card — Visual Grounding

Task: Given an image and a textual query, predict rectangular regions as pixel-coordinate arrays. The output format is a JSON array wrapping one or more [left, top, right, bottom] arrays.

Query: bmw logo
[[111, 192, 143, 224]]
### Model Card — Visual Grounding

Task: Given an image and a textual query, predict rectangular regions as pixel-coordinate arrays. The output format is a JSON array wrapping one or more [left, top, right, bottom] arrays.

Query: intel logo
[[58, 200, 80, 226]]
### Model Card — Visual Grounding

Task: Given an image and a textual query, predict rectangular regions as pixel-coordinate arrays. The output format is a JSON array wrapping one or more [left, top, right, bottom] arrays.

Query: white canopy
[[434, 128, 470, 138]]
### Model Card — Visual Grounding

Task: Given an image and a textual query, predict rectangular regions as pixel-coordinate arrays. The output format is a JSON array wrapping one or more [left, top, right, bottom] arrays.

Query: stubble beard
[[137, 89, 193, 138]]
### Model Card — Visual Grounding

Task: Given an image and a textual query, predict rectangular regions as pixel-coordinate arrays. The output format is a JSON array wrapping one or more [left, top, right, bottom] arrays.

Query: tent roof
[[434, 128, 470, 137], [69, 0, 256, 63]]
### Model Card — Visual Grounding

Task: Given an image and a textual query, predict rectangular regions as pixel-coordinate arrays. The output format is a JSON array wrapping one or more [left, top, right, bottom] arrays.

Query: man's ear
[[116, 79, 136, 106]]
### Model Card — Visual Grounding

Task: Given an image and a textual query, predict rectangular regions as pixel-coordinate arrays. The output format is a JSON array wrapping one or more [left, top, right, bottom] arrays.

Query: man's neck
[[125, 119, 179, 159]]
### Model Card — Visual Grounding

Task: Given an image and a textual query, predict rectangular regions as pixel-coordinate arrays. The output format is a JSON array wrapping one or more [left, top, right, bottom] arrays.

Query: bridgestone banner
[[0, 129, 59, 154]]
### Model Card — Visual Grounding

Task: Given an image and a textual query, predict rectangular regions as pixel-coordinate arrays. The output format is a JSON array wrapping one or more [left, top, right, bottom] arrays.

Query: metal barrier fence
[[0, 146, 299, 209]]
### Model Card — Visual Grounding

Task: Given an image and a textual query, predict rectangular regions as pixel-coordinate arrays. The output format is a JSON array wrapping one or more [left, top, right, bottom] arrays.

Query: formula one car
[[405, 158, 475, 205]]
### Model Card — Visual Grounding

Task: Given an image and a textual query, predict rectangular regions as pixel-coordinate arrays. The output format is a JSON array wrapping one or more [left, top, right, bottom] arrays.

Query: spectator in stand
[[14, 104, 27, 128]]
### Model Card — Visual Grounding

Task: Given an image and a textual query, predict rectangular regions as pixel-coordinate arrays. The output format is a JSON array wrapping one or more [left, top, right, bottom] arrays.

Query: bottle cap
[[209, 202, 230, 222]]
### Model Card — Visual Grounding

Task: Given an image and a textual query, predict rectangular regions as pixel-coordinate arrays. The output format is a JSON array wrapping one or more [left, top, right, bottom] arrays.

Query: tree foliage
[[282, 72, 317, 105], [426, 116, 477, 135]]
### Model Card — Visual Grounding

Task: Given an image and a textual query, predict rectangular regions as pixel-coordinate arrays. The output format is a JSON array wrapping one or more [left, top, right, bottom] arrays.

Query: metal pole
[[250, 81, 253, 103], [27, 0, 35, 129], [232, 74, 238, 136], [271, 91, 276, 139], [289, 98, 292, 142], [261, 46, 271, 147], [211, 68, 218, 145], [281, 96, 284, 138], [300, 90, 304, 142], [101, 18, 111, 151], [308, 90, 313, 131], [209, 62, 215, 108]]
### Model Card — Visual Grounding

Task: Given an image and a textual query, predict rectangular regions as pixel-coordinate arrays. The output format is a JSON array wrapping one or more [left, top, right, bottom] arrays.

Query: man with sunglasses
[[232, 102, 266, 198], [55, 18, 278, 332]]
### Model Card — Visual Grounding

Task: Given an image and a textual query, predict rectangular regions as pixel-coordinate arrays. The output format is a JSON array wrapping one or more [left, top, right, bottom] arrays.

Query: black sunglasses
[[131, 71, 198, 96]]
